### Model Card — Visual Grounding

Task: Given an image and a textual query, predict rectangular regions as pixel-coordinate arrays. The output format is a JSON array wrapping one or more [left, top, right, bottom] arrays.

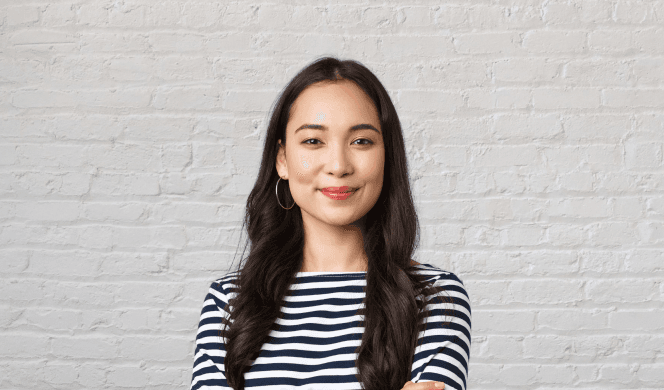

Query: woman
[[191, 57, 471, 390]]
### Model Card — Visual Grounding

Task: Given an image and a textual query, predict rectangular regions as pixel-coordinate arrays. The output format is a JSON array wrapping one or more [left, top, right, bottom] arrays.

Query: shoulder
[[411, 262, 465, 285], [210, 270, 240, 292], [205, 270, 241, 309], [411, 262, 470, 302], [412, 263, 472, 333]]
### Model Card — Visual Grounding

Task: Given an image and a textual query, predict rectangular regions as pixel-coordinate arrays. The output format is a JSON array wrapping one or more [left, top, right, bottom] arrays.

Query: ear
[[275, 139, 289, 180]]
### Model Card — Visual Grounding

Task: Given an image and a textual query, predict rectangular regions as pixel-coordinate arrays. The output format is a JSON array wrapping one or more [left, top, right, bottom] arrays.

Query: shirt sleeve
[[409, 272, 472, 390], [191, 279, 234, 390]]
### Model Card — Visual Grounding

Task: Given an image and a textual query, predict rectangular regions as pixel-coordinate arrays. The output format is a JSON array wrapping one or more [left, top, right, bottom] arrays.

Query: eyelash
[[303, 138, 374, 146]]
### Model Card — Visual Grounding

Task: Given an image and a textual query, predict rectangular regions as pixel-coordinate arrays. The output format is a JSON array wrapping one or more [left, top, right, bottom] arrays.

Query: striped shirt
[[191, 263, 471, 390]]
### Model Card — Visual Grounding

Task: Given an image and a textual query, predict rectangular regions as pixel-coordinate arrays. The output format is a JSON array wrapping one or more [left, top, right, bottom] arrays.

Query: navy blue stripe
[[191, 264, 471, 390]]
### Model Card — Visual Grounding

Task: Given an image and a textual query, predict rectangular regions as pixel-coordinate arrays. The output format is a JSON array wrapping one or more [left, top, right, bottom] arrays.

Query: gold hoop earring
[[276, 177, 295, 210]]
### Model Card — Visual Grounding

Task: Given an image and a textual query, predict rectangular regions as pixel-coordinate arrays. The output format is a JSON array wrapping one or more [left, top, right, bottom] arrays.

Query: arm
[[191, 280, 232, 390], [410, 273, 472, 390]]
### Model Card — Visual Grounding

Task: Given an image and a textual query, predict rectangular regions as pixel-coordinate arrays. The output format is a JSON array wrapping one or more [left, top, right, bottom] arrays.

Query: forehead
[[289, 80, 378, 120]]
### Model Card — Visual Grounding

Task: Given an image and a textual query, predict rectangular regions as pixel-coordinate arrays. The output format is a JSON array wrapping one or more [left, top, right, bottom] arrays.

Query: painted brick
[[7, 6, 41, 26], [549, 197, 612, 218], [10, 29, 76, 45], [472, 145, 540, 167], [534, 88, 601, 109], [149, 32, 205, 52], [76, 364, 107, 387], [22, 308, 82, 331], [538, 309, 609, 331], [479, 335, 524, 360], [604, 89, 664, 109], [145, 366, 190, 385], [2, 0, 663, 388], [43, 363, 78, 384], [563, 58, 632, 86], [0, 58, 45, 86], [588, 30, 633, 52], [76, 3, 109, 26], [398, 90, 465, 114], [157, 55, 212, 80], [493, 57, 559, 83], [637, 364, 664, 382], [625, 141, 662, 168], [79, 31, 150, 52], [51, 336, 118, 359], [508, 279, 584, 304], [636, 221, 664, 245], [0, 144, 17, 165], [624, 249, 664, 273], [498, 365, 537, 386], [588, 222, 639, 246], [610, 311, 664, 331], [599, 363, 637, 383], [585, 279, 659, 303], [119, 336, 191, 361], [90, 173, 160, 196], [613, 197, 643, 219], [27, 250, 101, 276], [537, 364, 576, 384], [523, 30, 587, 53], [42, 3, 75, 27], [153, 86, 220, 111], [614, 1, 652, 24], [0, 334, 49, 358], [454, 32, 521, 54], [466, 87, 531, 110], [563, 114, 631, 142], [633, 57, 664, 85], [145, 1, 181, 27], [578, 0, 613, 23], [542, 2, 581, 25], [473, 310, 535, 333], [623, 335, 664, 360], [107, 366, 149, 387]]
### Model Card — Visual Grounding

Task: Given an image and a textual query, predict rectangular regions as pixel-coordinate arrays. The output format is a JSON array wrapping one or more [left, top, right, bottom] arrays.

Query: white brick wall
[[1, 0, 662, 388]]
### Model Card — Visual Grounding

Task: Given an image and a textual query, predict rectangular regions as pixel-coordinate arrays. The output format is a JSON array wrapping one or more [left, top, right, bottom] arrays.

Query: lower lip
[[321, 190, 355, 200]]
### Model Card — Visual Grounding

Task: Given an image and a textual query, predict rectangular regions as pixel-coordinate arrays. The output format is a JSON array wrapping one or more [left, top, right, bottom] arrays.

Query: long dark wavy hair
[[221, 57, 450, 390]]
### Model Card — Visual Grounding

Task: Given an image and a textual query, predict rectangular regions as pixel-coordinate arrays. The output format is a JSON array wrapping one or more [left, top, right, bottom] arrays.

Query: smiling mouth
[[320, 187, 357, 200], [321, 186, 355, 193]]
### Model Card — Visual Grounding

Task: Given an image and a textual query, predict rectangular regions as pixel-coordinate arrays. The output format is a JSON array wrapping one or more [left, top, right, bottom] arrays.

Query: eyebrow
[[294, 123, 381, 134]]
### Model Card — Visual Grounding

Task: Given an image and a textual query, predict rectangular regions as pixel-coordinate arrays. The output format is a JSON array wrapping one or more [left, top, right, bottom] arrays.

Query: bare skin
[[276, 80, 384, 273], [401, 381, 445, 389], [276, 82, 424, 273]]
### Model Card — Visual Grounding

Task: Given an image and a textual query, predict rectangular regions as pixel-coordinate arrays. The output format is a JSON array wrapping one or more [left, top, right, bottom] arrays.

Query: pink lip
[[322, 186, 352, 193], [321, 186, 356, 200]]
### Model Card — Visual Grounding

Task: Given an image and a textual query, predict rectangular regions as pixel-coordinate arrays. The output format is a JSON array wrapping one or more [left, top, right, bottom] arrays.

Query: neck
[[300, 215, 369, 273]]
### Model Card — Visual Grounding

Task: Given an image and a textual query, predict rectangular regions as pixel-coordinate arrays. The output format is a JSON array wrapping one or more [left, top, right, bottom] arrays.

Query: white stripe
[[251, 353, 358, 366], [191, 266, 470, 389], [245, 367, 358, 380], [280, 303, 364, 314], [260, 340, 361, 352], [275, 314, 364, 326]]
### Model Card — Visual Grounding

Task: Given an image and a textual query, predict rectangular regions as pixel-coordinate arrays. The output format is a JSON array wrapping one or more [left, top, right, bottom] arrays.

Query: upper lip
[[321, 186, 355, 193]]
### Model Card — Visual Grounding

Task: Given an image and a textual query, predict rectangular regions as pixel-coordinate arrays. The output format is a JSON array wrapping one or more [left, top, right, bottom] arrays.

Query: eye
[[302, 138, 321, 145], [352, 138, 374, 145]]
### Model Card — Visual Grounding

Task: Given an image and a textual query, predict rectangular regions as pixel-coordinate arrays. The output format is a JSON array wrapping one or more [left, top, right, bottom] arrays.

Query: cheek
[[290, 151, 316, 183], [363, 151, 385, 180]]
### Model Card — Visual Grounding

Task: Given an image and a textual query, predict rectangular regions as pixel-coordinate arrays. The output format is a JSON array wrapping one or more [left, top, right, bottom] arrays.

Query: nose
[[325, 142, 353, 178]]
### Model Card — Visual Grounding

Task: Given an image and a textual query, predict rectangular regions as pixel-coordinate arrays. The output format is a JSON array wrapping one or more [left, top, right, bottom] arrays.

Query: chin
[[323, 205, 376, 226], [320, 213, 360, 227]]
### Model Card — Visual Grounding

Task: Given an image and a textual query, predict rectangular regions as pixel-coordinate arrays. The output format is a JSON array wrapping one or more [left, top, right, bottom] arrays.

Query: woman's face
[[276, 80, 385, 228]]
